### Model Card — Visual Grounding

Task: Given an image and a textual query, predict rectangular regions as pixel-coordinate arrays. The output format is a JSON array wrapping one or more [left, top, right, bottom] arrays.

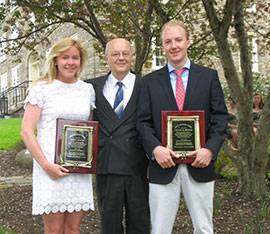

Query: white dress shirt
[[103, 71, 136, 109]]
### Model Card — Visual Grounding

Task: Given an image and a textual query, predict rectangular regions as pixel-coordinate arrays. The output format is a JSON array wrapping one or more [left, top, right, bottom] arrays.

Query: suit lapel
[[120, 76, 139, 118], [109, 76, 140, 132], [94, 76, 120, 132], [155, 63, 201, 111], [156, 66, 178, 110], [95, 74, 139, 134], [184, 63, 200, 109]]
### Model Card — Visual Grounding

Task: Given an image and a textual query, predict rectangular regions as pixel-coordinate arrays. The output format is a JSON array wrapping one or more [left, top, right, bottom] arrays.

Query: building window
[[28, 51, 40, 82], [238, 37, 260, 74], [251, 37, 259, 73], [152, 43, 166, 70], [11, 65, 21, 86], [0, 73, 8, 92]]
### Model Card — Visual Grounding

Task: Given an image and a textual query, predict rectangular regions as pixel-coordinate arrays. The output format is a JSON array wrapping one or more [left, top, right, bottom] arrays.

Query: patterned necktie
[[113, 81, 124, 118], [175, 68, 185, 111]]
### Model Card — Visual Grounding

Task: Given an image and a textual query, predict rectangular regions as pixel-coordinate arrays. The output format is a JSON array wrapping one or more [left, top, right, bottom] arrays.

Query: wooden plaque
[[162, 111, 205, 164], [55, 118, 98, 173]]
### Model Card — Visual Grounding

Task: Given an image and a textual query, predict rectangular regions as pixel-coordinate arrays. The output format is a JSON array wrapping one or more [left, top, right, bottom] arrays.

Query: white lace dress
[[24, 79, 95, 215]]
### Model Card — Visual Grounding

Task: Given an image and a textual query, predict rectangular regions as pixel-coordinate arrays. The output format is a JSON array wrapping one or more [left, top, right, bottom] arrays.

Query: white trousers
[[149, 165, 214, 234]]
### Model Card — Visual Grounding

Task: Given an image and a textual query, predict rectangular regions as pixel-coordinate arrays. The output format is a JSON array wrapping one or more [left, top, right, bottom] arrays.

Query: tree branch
[[0, 21, 62, 43], [150, 0, 170, 23], [134, 1, 154, 74], [83, 1, 107, 49], [202, 0, 243, 103], [202, 0, 221, 36], [234, 1, 253, 100]]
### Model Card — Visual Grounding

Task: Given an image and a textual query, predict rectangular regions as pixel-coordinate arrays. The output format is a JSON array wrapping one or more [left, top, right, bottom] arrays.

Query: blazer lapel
[[94, 76, 120, 131], [156, 66, 178, 110], [184, 63, 200, 109], [120, 76, 139, 118], [95, 74, 140, 134], [150, 64, 201, 111]]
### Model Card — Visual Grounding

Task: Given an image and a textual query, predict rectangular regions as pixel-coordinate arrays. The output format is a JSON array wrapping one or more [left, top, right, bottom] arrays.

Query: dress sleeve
[[24, 84, 45, 109], [89, 84, 96, 110]]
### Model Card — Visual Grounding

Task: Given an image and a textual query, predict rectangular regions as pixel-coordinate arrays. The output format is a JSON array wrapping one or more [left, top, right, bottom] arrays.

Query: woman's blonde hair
[[40, 37, 88, 82]]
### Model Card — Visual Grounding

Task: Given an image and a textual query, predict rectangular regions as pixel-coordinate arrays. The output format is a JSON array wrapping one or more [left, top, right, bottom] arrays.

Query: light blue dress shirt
[[167, 59, 191, 97]]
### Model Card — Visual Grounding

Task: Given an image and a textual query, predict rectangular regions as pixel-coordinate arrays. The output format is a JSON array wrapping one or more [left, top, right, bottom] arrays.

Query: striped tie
[[113, 81, 124, 118], [175, 68, 185, 111]]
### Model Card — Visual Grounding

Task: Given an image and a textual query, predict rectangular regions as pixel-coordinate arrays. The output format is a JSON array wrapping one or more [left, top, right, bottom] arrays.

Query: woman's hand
[[43, 163, 69, 180]]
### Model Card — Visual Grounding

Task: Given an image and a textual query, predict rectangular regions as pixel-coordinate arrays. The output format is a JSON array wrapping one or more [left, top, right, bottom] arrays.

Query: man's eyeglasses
[[110, 51, 131, 59]]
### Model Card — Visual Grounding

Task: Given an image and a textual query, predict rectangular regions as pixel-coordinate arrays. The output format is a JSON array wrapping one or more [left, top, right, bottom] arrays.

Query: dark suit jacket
[[137, 63, 228, 184], [86, 75, 148, 176]]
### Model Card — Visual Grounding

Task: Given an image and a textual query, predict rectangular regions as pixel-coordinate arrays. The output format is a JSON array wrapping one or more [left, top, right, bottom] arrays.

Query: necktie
[[113, 81, 124, 118], [175, 68, 185, 111]]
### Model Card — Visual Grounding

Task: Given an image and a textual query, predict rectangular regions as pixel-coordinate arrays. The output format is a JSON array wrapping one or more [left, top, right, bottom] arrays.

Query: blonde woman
[[21, 38, 95, 234]]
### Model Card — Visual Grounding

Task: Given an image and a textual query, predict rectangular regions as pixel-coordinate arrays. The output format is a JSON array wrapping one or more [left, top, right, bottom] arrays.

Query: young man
[[137, 20, 228, 234], [86, 38, 150, 234]]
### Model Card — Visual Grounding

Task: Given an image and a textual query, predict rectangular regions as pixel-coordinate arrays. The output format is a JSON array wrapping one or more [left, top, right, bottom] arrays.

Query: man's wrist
[[151, 145, 162, 161]]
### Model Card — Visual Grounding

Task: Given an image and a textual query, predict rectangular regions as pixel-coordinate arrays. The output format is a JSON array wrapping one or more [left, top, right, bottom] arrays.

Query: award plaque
[[162, 111, 205, 164], [55, 118, 98, 173]]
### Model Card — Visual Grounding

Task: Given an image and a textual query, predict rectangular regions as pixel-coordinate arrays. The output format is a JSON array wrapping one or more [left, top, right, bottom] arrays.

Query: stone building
[[0, 23, 108, 116]]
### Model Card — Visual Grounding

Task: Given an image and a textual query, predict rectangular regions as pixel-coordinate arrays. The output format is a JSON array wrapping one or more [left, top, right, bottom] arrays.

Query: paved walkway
[[0, 175, 32, 189]]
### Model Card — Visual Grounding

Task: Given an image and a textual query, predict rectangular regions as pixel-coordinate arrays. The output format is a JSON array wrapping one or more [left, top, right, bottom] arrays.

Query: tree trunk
[[225, 135, 268, 196], [202, 0, 269, 197], [134, 1, 154, 75], [237, 155, 267, 196]]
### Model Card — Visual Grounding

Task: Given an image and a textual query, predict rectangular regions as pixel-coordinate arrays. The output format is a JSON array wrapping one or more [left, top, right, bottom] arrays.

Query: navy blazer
[[86, 75, 148, 176], [137, 63, 228, 184]]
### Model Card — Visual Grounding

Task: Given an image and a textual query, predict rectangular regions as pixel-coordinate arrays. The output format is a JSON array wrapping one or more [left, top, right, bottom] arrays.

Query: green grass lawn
[[0, 118, 22, 150], [0, 118, 21, 234], [0, 226, 16, 234]]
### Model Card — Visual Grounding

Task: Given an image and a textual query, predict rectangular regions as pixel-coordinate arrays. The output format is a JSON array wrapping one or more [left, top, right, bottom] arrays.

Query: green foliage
[[0, 118, 22, 150], [0, 226, 16, 234], [222, 72, 270, 100], [215, 142, 270, 180], [259, 199, 270, 219], [216, 143, 270, 179], [215, 149, 238, 178], [253, 73, 270, 96]]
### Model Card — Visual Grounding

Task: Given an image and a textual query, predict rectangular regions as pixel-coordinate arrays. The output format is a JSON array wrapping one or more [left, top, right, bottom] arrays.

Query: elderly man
[[86, 38, 150, 234]]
